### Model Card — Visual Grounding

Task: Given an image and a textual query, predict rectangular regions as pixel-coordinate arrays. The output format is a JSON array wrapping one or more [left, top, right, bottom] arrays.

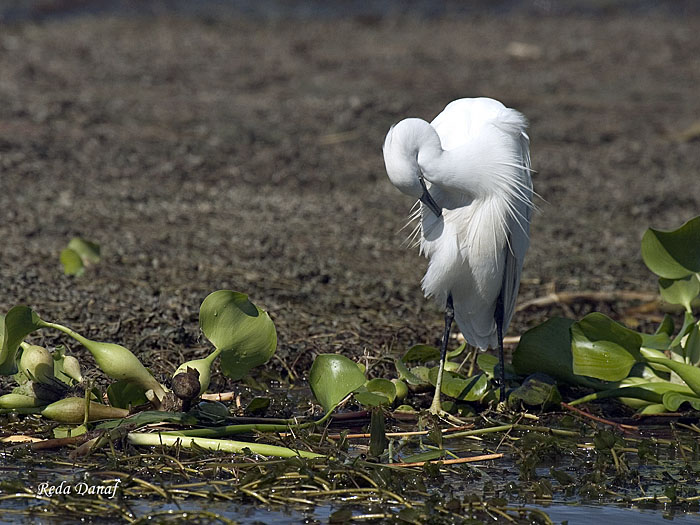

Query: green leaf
[[641, 216, 700, 279], [512, 317, 605, 389], [662, 390, 700, 412], [570, 313, 642, 381], [199, 291, 277, 381], [395, 358, 426, 386], [659, 275, 700, 312], [353, 389, 391, 407], [68, 238, 101, 264], [52, 348, 83, 385], [53, 424, 88, 439], [329, 510, 353, 524], [402, 343, 465, 364], [638, 403, 668, 415], [656, 314, 675, 337], [685, 323, 700, 366], [0, 307, 45, 375], [402, 345, 440, 363], [429, 369, 489, 402], [107, 380, 149, 409], [477, 353, 498, 378], [671, 311, 697, 348], [60, 248, 85, 276], [447, 342, 468, 360], [397, 508, 423, 525], [410, 366, 431, 384], [569, 381, 694, 407], [642, 351, 700, 396], [365, 378, 396, 403], [640, 331, 672, 351], [477, 353, 515, 380], [244, 397, 270, 415], [369, 408, 388, 457], [309, 354, 366, 413], [508, 374, 561, 408]]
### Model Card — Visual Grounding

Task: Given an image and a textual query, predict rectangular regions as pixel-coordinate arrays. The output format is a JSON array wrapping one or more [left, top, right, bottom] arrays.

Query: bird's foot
[[428, 404, 466, 426]]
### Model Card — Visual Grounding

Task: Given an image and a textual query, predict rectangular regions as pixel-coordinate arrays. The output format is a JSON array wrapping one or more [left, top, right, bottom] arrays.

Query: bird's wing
[[500, 130, 533, 331]]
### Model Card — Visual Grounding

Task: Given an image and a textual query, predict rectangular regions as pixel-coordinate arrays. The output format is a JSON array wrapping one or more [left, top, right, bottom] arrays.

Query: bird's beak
[[419, 178, 442, 218]]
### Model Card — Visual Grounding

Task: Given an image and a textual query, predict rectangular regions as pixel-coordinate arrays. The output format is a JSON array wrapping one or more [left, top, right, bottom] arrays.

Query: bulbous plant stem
[[37, 320, 166, 405], [172, 347, 222, 410]]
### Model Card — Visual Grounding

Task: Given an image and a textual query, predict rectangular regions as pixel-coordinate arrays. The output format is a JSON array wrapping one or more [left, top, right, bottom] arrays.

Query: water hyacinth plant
[[59, 237, 101, 276], [0, 290, 277, 420], [513, 215, 700, 414], [172, 290, 277, 407]]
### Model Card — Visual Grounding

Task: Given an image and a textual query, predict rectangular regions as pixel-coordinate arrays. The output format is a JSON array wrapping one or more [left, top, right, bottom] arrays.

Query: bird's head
[[383, 118, 442, 217]]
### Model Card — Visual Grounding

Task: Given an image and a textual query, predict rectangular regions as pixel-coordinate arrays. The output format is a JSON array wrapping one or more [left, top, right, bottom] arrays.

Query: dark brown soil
[[1, 11, 699, 387]]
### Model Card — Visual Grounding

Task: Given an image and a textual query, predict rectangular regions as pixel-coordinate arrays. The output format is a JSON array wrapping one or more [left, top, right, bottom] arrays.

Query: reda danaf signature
[[37, 479, 121, 499]]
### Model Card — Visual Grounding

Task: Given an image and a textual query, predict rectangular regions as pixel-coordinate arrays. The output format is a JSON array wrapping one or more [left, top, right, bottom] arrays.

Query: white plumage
[[383, 97, 533, 409]]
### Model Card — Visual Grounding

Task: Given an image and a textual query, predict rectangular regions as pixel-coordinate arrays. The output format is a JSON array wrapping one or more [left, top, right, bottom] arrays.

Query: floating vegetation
[[1, 407, 699, 523], [2, 220, 700, 523]]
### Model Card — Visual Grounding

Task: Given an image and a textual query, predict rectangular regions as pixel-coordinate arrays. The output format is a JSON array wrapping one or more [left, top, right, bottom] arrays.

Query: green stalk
[[38, 320, 166, 404], [568, 382, 695, 407], [127, 432, 324, 459], [162, 409, 336, 438], [442, 423, 580, 440]]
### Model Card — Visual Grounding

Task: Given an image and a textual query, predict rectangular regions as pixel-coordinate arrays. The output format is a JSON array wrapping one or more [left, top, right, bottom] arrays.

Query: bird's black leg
[[430, 294, 454, 414], [495, 292, 506, 402]]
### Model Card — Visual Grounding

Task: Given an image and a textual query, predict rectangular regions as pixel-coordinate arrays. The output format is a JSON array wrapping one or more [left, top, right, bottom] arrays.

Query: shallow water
[[5, 494, 699, 524]]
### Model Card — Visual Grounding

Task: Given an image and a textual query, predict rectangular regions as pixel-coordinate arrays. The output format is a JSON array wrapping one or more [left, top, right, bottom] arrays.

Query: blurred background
[[1, 0, 699, 378]]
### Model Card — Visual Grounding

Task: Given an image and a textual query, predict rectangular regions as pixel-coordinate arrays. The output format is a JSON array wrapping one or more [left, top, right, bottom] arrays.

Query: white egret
[[383, 97, 533, 413]]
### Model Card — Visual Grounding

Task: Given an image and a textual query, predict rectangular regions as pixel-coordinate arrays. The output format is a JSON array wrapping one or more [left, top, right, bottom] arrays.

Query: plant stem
[[443, 423, 580, 440], [38, 320, 89, 345], [127, 433, 324, 459], [162, 409, 336, 438]]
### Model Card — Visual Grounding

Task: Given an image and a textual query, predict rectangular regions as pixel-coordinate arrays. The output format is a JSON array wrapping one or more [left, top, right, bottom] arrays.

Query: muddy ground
[[1, 10, 699, 391]]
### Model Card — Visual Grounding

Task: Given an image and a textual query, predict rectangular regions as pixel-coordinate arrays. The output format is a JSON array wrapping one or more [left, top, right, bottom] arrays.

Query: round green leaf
[[68, 237, 101, 264], [641, 216, 700, 279], [448, 373, 488, 401], [410, 365, 431, 384], [513, 317, 606, 389], [477, 353, 498, 378], [401, 344, 440, 363], [365, 378, 396, 403], [394, 358, 426, 386], [428, 368, 489, 401], [658, 275, 700, 312], [354, 390, 391, 407], [509, 373, 561, 408], [199, 291, 277, 381], [60, 248, 85, 276], [571, 313, 642, 382], [309, 354, 366, 413]]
